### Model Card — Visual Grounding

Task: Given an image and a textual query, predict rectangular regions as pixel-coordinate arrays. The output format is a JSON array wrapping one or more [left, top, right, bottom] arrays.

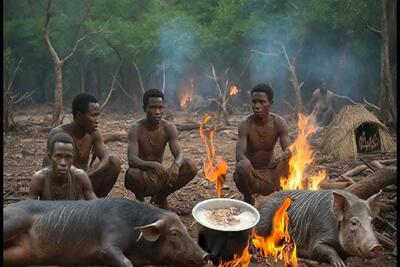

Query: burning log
[[252, 198, 298, 267], [199, 115, 228, 197]]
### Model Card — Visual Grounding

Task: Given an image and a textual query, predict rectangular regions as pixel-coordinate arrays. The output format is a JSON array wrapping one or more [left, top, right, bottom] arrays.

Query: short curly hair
[[251, 83, 273, 102], [143, 88, 164, 109], [72, 93, 98, 120]]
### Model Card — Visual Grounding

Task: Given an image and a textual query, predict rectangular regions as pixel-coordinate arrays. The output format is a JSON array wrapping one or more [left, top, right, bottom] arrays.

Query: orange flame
[[229, 85, 239, 96], [252, 198, 298, 267], [280, 113, 326, 190], [179, 90, 193, 109], [218, 243, 251, 267], [199, 115, 227, 198]]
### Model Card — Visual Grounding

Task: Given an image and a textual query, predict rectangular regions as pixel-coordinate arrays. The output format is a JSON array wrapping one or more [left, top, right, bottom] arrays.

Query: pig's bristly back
[[258, 190, 338, 248]]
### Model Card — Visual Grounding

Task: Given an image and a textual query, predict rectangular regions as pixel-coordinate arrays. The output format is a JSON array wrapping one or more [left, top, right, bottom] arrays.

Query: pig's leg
[[310, 243, 346, 267], [102, 246, 133, 267]]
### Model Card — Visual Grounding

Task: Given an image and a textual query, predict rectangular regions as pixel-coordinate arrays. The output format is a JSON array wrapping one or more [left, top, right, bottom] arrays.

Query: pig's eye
[[171, 230, 179, 237]]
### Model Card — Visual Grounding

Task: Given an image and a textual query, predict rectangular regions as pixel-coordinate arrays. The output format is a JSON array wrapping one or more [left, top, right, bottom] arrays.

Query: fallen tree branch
[[345, 167, 397, 199], [103, 131, 126, 143]]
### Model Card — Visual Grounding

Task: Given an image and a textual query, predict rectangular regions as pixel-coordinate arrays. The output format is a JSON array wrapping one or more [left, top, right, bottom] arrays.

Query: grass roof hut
[[321, 104, 396, 160]]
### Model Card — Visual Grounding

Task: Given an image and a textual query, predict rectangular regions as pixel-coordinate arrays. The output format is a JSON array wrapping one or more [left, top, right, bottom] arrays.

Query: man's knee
[[235, 159, 252, 177], [109, 154, 122, 172], [181, 158, 198, 178]]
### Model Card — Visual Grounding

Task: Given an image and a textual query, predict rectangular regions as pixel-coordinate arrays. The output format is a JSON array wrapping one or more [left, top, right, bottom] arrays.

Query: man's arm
[[90, 131, 112, 176], [73, 167, 97, 200], [167, 123, 183, 166], [277, 117, 292, 156], [236, 119, 249, 162], [28, 171, 44, 200]]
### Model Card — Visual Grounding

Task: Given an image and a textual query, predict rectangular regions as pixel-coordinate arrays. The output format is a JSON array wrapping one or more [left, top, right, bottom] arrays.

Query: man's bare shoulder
[[32, 168, 48, 183], [128, 118, 146, 132], [162, 118, 177, 133], [70, 166, 89, 180], [270, 113, 288, 128], [239, 114, 253, 126]]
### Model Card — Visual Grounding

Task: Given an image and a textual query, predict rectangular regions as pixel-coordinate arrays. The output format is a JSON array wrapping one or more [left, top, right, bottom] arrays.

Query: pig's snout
[[369, 244, 383, 258], [190, 253, 209, 266]]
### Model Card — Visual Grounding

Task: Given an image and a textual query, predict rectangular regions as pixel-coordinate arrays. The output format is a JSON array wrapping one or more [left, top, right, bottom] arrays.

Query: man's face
[[251, 92, 272, 117], [145, 97, 164, 124], [50, 142, 74, 176], [78, 102, 100, 133]]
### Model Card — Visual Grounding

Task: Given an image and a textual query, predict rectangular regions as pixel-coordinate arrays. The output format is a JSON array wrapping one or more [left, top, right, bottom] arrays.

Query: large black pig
[[256, 190, 383, 267], [4, 197, 209, 267]]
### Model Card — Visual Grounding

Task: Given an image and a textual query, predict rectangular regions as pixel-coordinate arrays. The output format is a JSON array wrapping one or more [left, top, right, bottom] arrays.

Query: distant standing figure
[[309, 80, 336, 126], [43, 93, 121, 197], [125, 88, 198, 209], [233, 83, 292, 205], [358, 131, 367, 152], [30, 132, 97, 200]]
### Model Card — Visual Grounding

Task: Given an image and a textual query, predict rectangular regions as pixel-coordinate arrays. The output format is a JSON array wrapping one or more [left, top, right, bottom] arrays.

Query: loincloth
[[249, 156, 282, 195], [142, 170, 167, 196]]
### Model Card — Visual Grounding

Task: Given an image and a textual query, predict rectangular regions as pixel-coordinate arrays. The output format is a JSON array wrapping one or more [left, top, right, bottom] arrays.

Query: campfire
[[199, 115, 228, 197], [229, 85, 239, 96], [178, 90, 193, 109], [218, 242, 251, 267], [280, 113, 327, 190], [252, 198, 298, 267]]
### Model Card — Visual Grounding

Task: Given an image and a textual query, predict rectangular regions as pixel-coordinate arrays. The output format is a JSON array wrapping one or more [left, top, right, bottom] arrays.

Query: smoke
[[247, 17, 381, 113], [158, 17, 199, 106]]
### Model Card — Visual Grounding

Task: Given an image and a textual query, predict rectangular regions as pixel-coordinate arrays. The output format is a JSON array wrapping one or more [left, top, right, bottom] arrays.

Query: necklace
[[254, 116, 272, 143]]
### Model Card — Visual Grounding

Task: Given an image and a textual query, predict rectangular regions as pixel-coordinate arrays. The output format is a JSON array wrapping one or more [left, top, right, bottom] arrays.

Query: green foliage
[[4, 0, 385, 105]]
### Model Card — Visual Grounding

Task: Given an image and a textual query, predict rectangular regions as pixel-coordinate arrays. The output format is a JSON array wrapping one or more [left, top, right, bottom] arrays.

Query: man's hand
[[167, 161, 180, 186], [283, 147, 293, 161], [151, 162, 170, 184]]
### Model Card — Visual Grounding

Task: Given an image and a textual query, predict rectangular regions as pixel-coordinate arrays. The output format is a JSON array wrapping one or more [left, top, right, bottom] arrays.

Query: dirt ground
[[3, 106, 397, 267]]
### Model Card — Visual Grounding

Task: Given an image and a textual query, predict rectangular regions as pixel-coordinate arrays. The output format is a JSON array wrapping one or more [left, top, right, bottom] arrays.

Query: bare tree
[[43, 0, 98, 126], [205, 64, 238, 125], [362, 0, 396, 124], [3, 58, 33, 134]]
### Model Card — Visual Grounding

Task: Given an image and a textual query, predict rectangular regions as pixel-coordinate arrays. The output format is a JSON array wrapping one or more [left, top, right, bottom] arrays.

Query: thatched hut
[[321, 104, 396, 160]]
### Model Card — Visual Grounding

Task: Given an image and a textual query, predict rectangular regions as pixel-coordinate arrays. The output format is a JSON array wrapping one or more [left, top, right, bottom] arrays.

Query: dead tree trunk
[[379, 0, 396, 124], [43, 0, 97, 126], [277, 39, 305, 114]]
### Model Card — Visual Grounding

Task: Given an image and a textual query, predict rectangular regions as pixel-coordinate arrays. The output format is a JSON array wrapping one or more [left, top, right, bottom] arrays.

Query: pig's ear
[[366, 190, 382, 218], [135, 219, 165, 242], [332, 192, 349, 221]]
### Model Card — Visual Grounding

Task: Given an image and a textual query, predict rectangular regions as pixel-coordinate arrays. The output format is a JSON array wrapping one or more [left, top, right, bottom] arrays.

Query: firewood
[[376, 215, 397, 233], [341, 165, 368, 177], [376, 231, 396, 249], [298, 258, 320, 267], [176, 123, 200, 132], [345, 167, 397, 199], [370, 160, 385, 169], [319, 181, 351, 190]]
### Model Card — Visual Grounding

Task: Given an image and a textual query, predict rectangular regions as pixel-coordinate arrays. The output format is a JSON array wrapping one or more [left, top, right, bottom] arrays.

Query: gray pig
[[256, 190, 383, 267], [4, 197, 209, 267]]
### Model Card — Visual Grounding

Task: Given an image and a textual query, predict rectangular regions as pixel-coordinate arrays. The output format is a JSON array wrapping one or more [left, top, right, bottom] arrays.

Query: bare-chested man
[[43, 93, 121, 197], [309, 81, 335, 126], [30, 132, 97, 200], [233, 83, 292, 205], [125, 88, 198, 209]]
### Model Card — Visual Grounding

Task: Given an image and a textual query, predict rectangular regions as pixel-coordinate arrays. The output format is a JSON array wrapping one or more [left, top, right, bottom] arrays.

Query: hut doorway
[[355, 122, 381, 153]]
